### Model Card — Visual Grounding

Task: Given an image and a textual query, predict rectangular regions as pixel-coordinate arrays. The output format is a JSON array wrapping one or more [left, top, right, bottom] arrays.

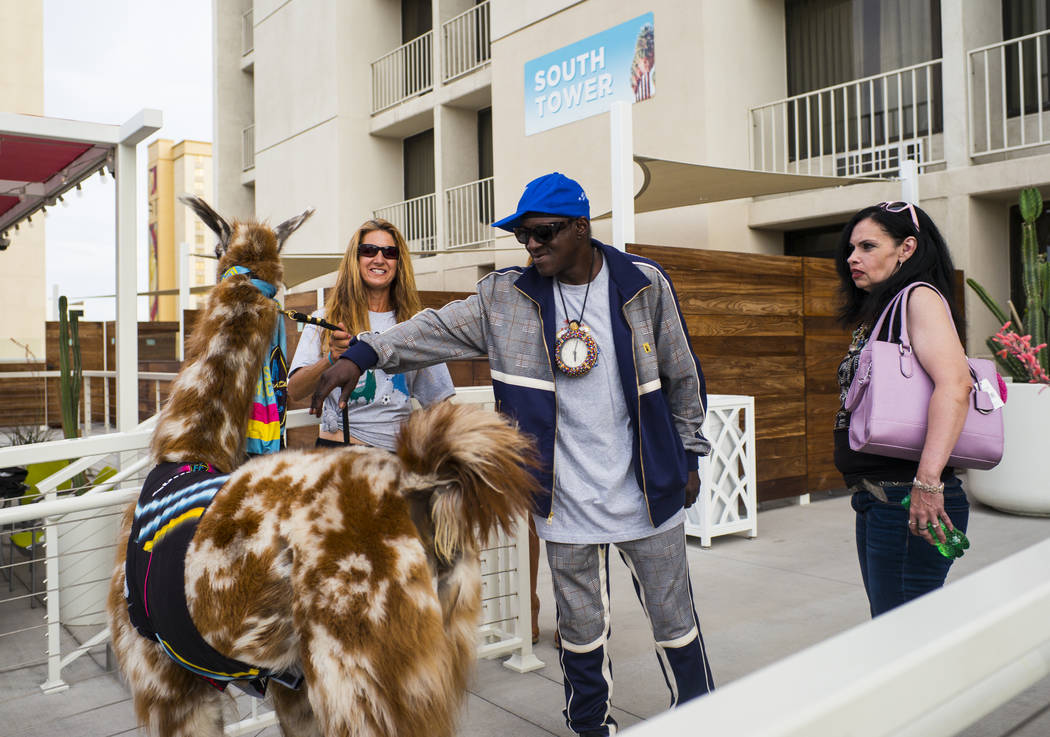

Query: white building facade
[[213, 0, 1050, 351]]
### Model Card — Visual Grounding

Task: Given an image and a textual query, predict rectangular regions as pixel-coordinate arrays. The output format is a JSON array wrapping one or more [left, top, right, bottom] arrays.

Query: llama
[[107, 196, 537, 737]]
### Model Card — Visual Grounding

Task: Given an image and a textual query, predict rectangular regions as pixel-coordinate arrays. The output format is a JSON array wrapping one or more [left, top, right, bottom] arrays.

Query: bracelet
[[912, 477, 944, 494], [327, 351, 335, 366]]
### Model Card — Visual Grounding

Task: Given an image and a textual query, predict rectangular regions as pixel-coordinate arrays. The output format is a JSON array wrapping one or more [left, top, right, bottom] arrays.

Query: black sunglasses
[[358, 243, 399, 259], [513, 220, 572, 246]]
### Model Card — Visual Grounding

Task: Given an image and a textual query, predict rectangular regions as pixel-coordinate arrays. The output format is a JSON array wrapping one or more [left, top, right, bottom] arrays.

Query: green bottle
[[900, 495, 970, 559]]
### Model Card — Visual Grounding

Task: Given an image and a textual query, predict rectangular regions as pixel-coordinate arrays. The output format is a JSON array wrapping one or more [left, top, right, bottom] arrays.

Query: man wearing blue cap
[[311, 172, 715, 735]]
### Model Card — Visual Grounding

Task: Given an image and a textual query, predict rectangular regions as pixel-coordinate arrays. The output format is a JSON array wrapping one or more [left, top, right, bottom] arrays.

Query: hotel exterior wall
[[213, 0, 254, 218], [489, 0, 788, 257], [0, 0, 45, 361]]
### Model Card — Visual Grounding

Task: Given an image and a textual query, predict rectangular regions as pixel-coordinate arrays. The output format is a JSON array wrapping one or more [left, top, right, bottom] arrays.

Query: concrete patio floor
[[4, 488, 1050, 736]]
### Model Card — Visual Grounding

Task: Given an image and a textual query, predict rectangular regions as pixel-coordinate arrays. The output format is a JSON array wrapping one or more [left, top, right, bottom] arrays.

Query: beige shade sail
[[592, 155, 879, 219]]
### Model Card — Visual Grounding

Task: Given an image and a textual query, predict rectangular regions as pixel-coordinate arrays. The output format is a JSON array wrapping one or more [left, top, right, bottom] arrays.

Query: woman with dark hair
[[834, 202, 974, 616], [287, 218, 454, 449]]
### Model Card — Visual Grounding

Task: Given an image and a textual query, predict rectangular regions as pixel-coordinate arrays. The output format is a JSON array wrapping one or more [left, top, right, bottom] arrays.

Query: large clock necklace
[[554, 246, 600, 377]]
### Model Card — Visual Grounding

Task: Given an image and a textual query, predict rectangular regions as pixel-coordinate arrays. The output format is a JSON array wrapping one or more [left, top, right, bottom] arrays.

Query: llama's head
[[179, 194, 314, 287]]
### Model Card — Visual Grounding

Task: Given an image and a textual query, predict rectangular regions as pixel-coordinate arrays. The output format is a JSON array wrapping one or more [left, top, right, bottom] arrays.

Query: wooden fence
[[0, 254, 962, 501], [628, 245, 851, 502]]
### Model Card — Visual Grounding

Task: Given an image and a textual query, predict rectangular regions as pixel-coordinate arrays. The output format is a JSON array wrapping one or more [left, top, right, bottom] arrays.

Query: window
[[403, 129, 434, 200], [1003, 0, 1050, 116], [784, 0, 942, 160], [786, 0, 942, 95], [477, 108, 493, 180], [784, 223, 847, 259], [401, 0, 431, 43]]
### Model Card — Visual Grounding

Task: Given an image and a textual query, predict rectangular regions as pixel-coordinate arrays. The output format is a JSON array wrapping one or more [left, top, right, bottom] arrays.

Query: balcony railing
[[374, 192, 436, 255], [749, 59, 944, 178], [242, 123, 255, 171], [371, 32, 433, 114], [442, 0, 491, 83], [241, 8, 253, 56], [445, 177, 495, 250], [970, 29, 1050, 156]]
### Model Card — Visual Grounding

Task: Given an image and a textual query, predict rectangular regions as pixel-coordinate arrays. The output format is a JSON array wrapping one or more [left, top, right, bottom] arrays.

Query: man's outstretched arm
[[308, 339, 376, 415]]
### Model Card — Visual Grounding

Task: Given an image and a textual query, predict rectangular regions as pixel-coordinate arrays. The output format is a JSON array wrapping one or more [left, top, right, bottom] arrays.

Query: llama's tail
[[395, 402, 538, 562]]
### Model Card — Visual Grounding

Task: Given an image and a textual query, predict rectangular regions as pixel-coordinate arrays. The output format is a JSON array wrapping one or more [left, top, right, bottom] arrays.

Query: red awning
[[0, 132, 112, 234]]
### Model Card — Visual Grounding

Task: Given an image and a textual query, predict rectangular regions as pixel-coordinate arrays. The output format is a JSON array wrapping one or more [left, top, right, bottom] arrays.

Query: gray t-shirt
[[536, 259, 684, 544], [289, 309, 455, 451]]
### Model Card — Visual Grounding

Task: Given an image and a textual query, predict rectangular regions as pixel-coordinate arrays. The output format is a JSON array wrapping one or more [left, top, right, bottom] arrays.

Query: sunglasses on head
[[513, 219, 572, 246], [358, 243, 399, 259], [878, 201, 920, 233]]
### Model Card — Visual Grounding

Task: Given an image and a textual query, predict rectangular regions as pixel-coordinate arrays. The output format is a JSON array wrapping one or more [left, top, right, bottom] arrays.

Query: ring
[[909, 521, 917, 526]]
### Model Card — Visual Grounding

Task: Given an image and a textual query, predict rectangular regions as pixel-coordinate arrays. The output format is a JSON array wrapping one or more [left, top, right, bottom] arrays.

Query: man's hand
[[684, 470, 700, 508], [309, 358, 362, 416]]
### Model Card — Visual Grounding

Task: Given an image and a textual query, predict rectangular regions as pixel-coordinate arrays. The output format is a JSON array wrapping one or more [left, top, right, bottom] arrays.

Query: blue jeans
[[851, 479, 969, 617]]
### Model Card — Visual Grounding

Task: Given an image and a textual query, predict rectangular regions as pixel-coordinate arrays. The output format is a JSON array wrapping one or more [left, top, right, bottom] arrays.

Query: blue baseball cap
[[492, 172, 590, 231]]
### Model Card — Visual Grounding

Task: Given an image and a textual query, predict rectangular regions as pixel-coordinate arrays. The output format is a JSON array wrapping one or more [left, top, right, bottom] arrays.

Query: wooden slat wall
[[629, 244, 820, 501], [802, 258, 849, 493]]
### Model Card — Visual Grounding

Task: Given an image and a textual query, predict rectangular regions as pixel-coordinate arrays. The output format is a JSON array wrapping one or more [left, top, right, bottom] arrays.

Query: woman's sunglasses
[[513, 220, 571, 246], [878, 201, 920, 233], [358, 243, 399, 259]]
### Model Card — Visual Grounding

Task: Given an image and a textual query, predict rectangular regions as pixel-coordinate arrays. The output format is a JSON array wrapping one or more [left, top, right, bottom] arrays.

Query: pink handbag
[[843, 282, 1005, 470]]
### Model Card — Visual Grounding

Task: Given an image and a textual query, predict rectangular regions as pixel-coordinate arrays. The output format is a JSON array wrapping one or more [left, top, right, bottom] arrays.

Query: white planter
[[967, 382, 1050, 516], [56, 508, 120, 626]]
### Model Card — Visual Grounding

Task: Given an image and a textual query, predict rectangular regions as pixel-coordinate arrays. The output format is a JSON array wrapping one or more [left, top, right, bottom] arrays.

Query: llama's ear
[[273, 208, 314, 251], [179, 194, 233, 255]]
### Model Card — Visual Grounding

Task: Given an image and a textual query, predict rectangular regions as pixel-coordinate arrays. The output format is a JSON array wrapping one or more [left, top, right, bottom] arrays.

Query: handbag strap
[[866, 281, 954, 353]]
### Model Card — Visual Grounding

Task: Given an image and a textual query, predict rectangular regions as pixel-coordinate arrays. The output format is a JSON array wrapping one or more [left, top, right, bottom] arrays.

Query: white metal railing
[[683, 394, 757, 547], [374, 192, 437, 255], [626, 534, 1050, 737], [0, 369, 175, 437], [241, 8, 253, 56], [445, 177, 496, 250], [242, 124, 255, 171], [371, 31, 433, 114], [750, 59, 944, 177], [969, 29, 1050, 156], [442, 0, 491, 83], [0, 389, 538, 719]]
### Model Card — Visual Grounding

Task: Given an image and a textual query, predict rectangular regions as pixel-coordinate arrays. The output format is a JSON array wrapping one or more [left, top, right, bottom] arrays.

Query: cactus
[[57, 295, 82, 440], [966, 187, 1050, 380]]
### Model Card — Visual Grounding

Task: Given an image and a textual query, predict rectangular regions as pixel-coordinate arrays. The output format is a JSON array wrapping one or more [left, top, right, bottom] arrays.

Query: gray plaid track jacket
[[343, 240, 710, 527]]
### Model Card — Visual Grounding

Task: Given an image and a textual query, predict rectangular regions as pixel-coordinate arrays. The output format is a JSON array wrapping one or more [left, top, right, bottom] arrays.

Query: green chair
[[7, 460, 71, 600]]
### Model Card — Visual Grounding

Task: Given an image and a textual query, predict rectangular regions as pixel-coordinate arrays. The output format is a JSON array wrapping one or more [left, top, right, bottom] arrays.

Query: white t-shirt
[[536, 261, 683, 543], [289, 309, 455, 450]]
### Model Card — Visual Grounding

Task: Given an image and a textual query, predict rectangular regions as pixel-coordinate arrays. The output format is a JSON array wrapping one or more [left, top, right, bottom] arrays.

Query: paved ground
[[3, 489, 1049, 736]]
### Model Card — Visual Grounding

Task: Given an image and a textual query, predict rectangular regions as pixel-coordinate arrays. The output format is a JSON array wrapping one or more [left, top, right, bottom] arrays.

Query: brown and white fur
[[107, 196, 537, 737]]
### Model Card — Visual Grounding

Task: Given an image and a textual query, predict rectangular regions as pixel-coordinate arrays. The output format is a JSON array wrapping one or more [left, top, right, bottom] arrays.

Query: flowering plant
[[993, 322, 1050, 385], [967, 187, 1050, 381]]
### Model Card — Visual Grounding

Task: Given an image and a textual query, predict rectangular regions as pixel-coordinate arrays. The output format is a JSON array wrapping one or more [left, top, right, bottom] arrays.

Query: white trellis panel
[[685, 394, 758, 547]]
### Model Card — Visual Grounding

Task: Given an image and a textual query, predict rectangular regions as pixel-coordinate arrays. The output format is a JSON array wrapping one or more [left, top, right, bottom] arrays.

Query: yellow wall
[[148, 140, 213, 320], [0, 0, 45, 362]]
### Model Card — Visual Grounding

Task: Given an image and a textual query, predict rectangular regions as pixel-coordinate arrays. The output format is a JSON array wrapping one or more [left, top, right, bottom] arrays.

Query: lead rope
[[280, 309, 351, 444]]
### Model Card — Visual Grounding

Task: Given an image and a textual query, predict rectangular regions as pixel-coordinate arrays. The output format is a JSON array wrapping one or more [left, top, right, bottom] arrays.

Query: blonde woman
[[288, 219, 454, 448]]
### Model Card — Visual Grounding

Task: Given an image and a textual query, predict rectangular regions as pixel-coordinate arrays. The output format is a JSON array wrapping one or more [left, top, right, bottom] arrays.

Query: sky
[[42, 0, 213, 320]]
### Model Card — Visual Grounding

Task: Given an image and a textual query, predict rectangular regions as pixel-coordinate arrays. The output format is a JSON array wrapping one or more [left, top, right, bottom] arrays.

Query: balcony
[[241, 123, 255, 172], [241, 8, 253, 55], [749, 60, 944, 178], [374, 192, 436, 255], [371, 32, 433, 114], [442, 0, 491, 83], [445, 177, 495, 250], [970, 29, 1050, 157]]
